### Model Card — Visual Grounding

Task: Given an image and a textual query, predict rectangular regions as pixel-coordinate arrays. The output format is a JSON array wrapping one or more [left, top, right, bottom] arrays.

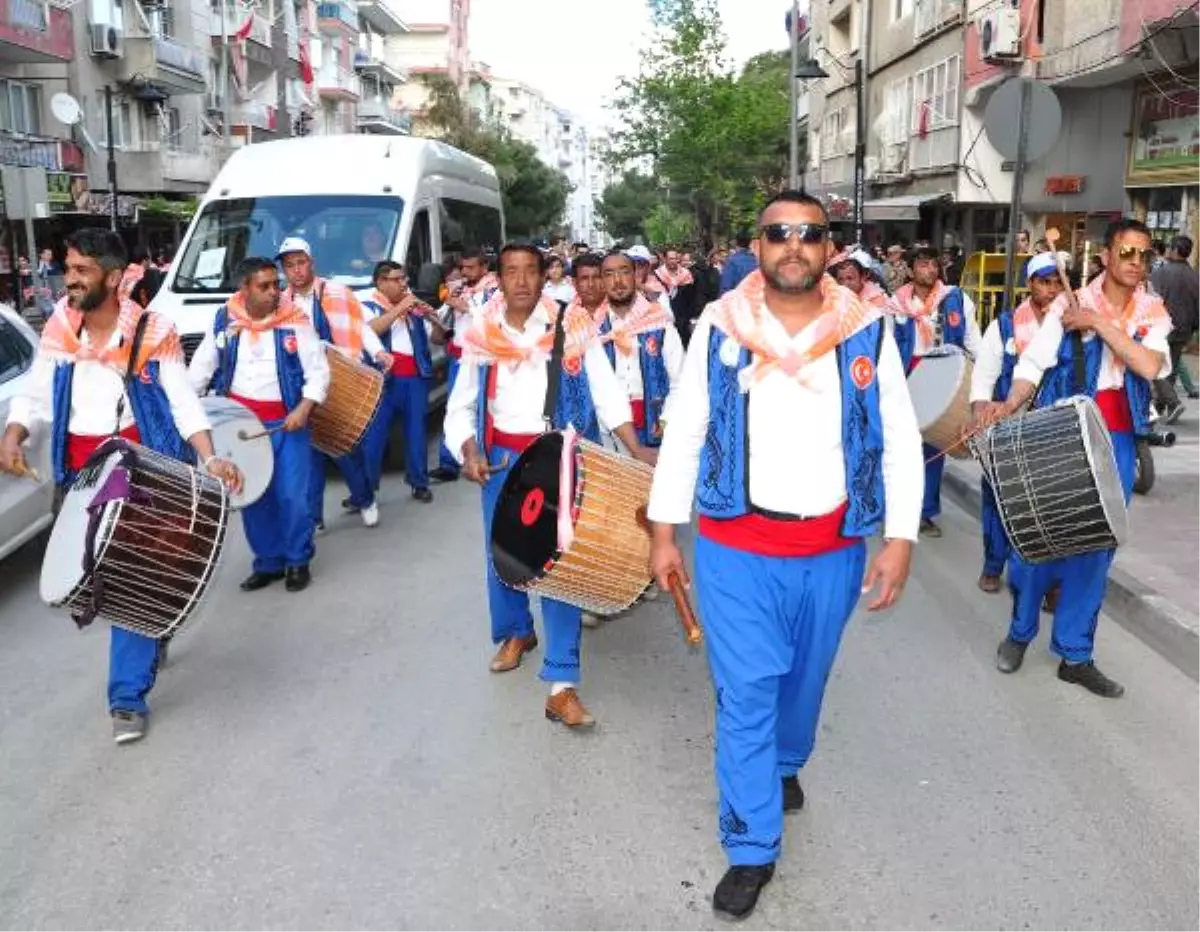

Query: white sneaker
[[581, 611, 603, 629], [361, 502, 380, 528], [642, 582, 660, 601]]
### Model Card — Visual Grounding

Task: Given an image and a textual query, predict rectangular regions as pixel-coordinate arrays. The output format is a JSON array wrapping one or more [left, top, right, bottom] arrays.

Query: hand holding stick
[[667, 571, 702, 645], [237, 424, 288, 442]]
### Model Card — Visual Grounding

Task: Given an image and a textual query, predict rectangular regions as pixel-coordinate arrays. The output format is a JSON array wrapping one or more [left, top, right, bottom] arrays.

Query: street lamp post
[[788, 0, 800, 189]]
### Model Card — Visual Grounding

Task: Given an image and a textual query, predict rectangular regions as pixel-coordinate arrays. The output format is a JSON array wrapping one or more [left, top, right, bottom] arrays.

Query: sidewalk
[[942, 395, 1200, 680]]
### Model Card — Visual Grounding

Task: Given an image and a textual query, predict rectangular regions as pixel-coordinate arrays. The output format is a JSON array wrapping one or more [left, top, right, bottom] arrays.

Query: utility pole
[[853, 57, 865, 247], [219, 0, 231, 143], [104, 85, 118, 232], [1001, 75, 1032, 315], [788, 0, 800, 189]]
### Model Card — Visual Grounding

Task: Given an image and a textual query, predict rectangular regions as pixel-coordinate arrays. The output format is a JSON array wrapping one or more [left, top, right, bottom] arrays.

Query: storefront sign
[[0, 138, 61, 171], [46, 172, 90, 213], [1046, 175, 1086, 195], [1128, 82, 1199, 185]]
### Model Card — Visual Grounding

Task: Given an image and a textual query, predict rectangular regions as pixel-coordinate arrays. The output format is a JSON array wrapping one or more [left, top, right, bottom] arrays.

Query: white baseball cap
[[276, 236, 312, 260], [624, 244, 653, 263]]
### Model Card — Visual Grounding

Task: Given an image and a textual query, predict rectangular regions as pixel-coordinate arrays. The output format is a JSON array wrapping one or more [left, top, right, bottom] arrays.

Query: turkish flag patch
[[850, 355, 876, 390], [139, 368, 152, 384], [563, 355, 582, 376], [283, 334, 298, 354], [645, 335, 660, 356], [947, 311, 962, 327]]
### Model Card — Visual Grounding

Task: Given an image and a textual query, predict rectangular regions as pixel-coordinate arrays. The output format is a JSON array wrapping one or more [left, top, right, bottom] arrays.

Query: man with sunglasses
[[889, 242, 983, 538], [989, 218, 1173, 699], [648, 191, 923, 922], [968, 253, 1061, 594]]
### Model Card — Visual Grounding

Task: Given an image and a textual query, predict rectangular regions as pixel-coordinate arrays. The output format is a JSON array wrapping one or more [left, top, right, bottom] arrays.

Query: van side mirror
[[413, 262, 444, 305]]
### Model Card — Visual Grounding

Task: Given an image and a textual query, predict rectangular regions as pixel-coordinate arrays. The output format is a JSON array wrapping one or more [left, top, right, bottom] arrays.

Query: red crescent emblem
[[947, 312, 962, 327], [139, 368, 152, 384], [563, 355, 582, 376], [283, 335, 298, 354], [645, 336, 660, 356], [850, 355, 875, 390]]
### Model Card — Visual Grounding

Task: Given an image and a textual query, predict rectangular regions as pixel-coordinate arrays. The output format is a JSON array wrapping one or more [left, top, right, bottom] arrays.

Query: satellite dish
[[51, 92, 83, 126]]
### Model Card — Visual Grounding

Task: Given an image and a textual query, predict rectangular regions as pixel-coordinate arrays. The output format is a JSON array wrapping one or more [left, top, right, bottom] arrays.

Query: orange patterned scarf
[[226, 292, 311, 344], [890, 281, 948, 347], [593, 294, 674, 356], [1011, 299, 1043, 355], [709, 270, 881, 392], [462, 291, 594, 370], [1065, 273, 1171, 381], [287, 277, 365, 355], [40, 296, 182, 372]]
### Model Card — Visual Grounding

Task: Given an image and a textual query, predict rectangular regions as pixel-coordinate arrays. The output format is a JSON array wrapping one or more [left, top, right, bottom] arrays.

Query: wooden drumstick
[[1043, 228, 1076, 295], [9, 461, 41, 483], [237, 425, 287, 442], [668, 571, 703, 646]]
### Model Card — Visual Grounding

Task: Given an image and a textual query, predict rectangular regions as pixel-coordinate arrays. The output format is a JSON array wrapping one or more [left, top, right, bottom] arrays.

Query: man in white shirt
[[0, 228, 241, 746], [430, 248, 499, 483], [361, 261, 446, 504], [888, 242, 982, 537], [278, 237, 391, 531], [648, 192, 923, 922], [987, 218, 1172, 699], [967, 253, 1060, 594], [443, 244, 655, 729], [190, 257, 329, 593]]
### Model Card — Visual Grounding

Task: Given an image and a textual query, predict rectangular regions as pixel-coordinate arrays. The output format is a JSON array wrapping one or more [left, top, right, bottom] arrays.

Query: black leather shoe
[[241, 570, 285, 592], [1058, 660, 1124, 698], [413, 487, 433, 503], [285, 566, 312, 592], [782, 776, 804, 813], [340, 496, 361, 513], [430, 467, 458, 483], [713, 864, 775, 921], [996, 637, 1029, 674]]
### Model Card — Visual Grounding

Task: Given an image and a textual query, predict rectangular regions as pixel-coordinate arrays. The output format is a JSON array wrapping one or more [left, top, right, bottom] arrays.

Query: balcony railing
[[209, 8, 271, 46], [356, 99, 411, 133], [317, 65, 361, 99], [913, 0, 962, 39], [316, 0, 357, 30], [0, 0, 73, 61], [122, 34, 207, 94], [232, 100, 278, 131]]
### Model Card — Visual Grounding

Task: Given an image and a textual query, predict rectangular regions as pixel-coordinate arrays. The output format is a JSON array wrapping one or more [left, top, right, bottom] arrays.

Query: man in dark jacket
[[1151, 235, 1200, 421]]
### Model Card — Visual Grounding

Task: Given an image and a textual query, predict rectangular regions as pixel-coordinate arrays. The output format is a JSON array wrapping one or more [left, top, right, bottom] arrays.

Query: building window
[[822, 106, 846, 159], [911, 55, 960, 132], [881, 78, 912, 144], [164, 107, 183, 149], [95, 92, 134, 147], [892, 0, 914, 20], [0, 81, 42, 135]]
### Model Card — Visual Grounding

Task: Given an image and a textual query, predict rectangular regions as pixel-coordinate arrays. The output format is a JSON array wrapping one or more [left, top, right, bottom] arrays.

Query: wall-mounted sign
[[1128, 82, 1199, 186], [1046, 175, 1086, 195]]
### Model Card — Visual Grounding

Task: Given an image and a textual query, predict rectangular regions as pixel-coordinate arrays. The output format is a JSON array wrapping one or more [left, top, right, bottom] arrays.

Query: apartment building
[[389, 0, 468, 122]]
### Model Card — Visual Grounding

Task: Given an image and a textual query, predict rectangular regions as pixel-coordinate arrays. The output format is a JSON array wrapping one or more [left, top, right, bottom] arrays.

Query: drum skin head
[[908, 351, 967, 431], [491, 433, 568, 588], [40, 450, 122, 605], [202, 396, 274, 510]]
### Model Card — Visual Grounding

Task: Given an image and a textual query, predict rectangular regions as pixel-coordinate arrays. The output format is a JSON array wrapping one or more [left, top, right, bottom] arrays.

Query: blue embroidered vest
[[50, 335, 193, 485], [599, 316, 671, 447], [993, 311, 1018, 402], [362, 297, 434, 378], [1035, 330, 1152, 436], [210, 306, 306, 412], [696, 319, 888, 538], [893, 286, 967, 372]]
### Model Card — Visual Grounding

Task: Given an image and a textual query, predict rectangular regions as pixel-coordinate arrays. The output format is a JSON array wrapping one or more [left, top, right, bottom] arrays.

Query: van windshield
[[172, 195, 404, 292]]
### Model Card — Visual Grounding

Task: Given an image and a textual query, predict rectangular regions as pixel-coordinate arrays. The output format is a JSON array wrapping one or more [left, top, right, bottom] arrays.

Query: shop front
[[1125, 78, 1199, 252]]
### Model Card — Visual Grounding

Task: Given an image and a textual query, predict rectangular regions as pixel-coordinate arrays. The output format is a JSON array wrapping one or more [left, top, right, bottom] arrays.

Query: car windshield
[[172, 195, 404, 292]]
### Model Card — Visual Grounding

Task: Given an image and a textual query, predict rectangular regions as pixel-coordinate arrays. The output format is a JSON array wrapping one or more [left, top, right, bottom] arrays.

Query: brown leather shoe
[[490, 635, 538, 673], [978, 574, 1002, 594], [545, 688, 595, 728], [1042, 585, 1060, 614]]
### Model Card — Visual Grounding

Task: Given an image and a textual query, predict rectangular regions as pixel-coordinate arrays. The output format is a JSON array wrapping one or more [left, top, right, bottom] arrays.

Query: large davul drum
[[972, 396, 1128, 564], [490, 431, 655, 615], [40, 439, 230, 638]]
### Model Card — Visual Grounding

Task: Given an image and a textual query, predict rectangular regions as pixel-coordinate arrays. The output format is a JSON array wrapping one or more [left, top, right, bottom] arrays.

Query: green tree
[[418, 76, 571, 240], [610, 0, 789, 243], [644, 203, 693, 246], [594, 170, 660, 241]]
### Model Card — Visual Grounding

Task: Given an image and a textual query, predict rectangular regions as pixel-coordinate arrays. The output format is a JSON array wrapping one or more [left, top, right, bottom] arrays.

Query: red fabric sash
[[391, 353, 419, 378], [1095, 388, 1133, 434], [630, 398, 646, 430], [230, 393, 288, 423], [67, 425, 141, 473], [699, 501, 856, 557], [491, 430, 540, 454]]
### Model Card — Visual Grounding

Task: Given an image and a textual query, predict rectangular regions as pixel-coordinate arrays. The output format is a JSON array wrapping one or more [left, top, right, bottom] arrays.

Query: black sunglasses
[[759, 222, 829, 245]]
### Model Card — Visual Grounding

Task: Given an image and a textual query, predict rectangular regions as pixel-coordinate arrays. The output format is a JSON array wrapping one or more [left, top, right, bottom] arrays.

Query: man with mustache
[[0, 229, 241, 745], [189, 257, 330, 594], [649, 192, 923, 921], [443, 244, 655, 729]]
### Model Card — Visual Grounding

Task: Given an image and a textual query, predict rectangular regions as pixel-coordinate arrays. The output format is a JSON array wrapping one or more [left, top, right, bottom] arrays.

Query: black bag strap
[[111, 311, 151, 436], [543, 300, 569, 427], [1070, 331, 1086, 395]]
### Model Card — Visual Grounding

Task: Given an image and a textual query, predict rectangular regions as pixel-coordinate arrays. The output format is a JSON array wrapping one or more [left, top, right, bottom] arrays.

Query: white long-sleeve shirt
[[8, 329, 210, 440], [442, 306, 633, 463], [1013, 301, 1172, 389], [361, 302, 433, 356], [603, 312, 686, 418], [647, 309, 924, 542], [969, 318, 1011, 404], [188, 323, 330, 404]]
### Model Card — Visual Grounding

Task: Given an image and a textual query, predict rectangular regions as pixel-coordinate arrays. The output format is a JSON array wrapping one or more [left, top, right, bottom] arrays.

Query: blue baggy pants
[[696, 535, 867, 866], [480, 443, 581, 682], [308, 444, 375, 525], [437, 358, 462, 476], [363, 374, 431, 492], [981, 475, 1010, 577], [922, 442, 943, 521], [245, 421, 316, 572], [1005, 431, 1137, 662]]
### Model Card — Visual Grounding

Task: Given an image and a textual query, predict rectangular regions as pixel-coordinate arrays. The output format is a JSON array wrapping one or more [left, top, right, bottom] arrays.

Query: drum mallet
[[236, 425, 288, 442], [9, 461, 41, 483], [636, 505, 703, 646]]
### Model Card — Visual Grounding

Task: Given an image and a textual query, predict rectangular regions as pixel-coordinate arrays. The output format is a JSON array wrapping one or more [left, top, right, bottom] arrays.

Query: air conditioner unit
[[882, 141, 907, 173], [979, 8, 1021, 62], [90, 23, 124, 57]]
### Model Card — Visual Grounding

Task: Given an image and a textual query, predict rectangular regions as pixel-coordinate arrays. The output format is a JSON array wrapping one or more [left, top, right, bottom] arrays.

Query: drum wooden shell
[[491, 432, 654, 615], [40, 442, 229, 639], [909, 350, 974, 458], [973, 396, 1128, 564], [310, 347, 385, 457]]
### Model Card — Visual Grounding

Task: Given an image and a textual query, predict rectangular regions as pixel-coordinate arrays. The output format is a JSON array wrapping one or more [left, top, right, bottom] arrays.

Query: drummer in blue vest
[[361, 261, 445, 503], [988, 218, 1173, 698], [968, 253, 1060, 593], [190, 257, 331, 595], [1, 229, 241, 746], [648, 192, 924, 921], [443, 244, 654, 730], [888, 242, 982, 537]]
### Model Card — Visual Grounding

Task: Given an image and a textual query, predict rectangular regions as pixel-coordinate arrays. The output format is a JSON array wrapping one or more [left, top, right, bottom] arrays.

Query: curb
[[941, 464, 1199, 682]]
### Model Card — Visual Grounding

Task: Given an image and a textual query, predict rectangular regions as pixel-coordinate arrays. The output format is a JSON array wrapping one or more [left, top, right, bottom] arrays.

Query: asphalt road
[[0, 466, 1196, 930]]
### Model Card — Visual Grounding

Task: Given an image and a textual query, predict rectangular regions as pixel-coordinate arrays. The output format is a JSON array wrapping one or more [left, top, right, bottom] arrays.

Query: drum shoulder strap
[[125, 311, 152, 387], [543, 300, 569, 426], [1070, 331, 1086, 395]]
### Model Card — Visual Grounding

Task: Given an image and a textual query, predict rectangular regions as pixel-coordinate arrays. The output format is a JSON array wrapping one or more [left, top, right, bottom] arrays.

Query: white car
[[0, 304, 54, 561]]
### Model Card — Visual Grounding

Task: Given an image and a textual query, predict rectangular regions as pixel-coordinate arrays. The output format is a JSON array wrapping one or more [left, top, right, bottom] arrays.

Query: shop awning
[[863, 193, 953, 222]]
